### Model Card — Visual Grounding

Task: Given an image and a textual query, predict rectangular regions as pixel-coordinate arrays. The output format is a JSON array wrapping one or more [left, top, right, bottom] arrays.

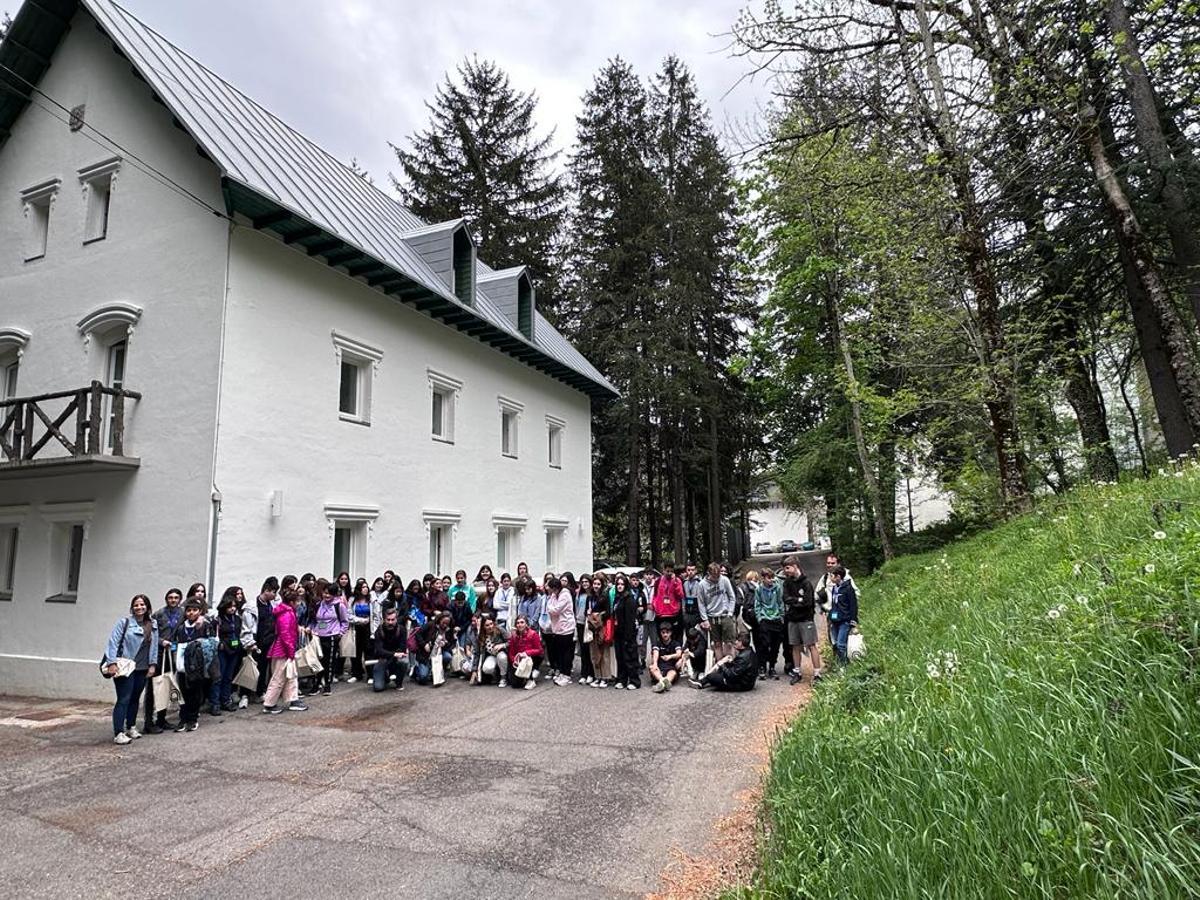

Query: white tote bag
[[151, 653, 181, 712], [339, 627, 357, 660], [847, 629, 866, 660], [232, 654, 259, 692], [514, 655, 533, 680], [431, 645, 446, 686]]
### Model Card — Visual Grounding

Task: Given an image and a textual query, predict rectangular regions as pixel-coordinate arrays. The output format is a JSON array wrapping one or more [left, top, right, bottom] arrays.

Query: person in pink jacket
[[652, 563, 685, 639], [261, 587, 308, 715]]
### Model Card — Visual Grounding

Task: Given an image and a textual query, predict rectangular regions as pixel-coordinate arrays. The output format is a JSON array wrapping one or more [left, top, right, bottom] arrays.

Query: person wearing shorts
[[781, 556, 822, 685], [649, 624, 684, 692], [696, 563, 738, 661]]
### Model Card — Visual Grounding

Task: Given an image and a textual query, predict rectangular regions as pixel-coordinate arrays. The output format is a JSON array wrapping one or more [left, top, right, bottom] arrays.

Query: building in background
[[0, 0, 615, 698]]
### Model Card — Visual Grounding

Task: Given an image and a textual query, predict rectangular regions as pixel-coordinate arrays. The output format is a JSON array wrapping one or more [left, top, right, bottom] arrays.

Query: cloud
[[116, 0, 769, 190]]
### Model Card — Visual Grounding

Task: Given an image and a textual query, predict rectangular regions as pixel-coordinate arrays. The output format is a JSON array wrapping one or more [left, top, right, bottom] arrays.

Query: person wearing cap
[[690, 631, 758, 692]]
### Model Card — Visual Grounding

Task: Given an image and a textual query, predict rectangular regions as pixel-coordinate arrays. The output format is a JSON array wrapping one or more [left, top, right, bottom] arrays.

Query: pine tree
[[390, 57, 565, 315]]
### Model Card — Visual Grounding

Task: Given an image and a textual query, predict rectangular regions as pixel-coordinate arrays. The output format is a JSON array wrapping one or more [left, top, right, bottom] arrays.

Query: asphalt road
[[0, 656, 809, 899]]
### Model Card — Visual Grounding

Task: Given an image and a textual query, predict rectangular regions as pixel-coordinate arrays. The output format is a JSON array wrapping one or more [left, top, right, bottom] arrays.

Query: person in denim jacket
[[104, 594, 159, 745]]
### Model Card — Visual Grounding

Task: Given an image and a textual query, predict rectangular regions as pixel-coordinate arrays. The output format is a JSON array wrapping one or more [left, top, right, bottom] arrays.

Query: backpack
[[183, 640, 208, 684]]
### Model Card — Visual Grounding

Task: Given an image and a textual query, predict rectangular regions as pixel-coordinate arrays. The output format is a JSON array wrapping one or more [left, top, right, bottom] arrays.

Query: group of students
[[100, 555, 860, 745]]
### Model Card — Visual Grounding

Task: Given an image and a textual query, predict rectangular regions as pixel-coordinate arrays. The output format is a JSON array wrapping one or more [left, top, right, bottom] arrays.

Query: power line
[[0, 61, 234, 223]]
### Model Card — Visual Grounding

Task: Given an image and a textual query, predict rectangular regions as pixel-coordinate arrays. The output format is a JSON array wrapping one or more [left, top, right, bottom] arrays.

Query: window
[[499, 396, 523, 458], [332, 524, 355, 576], [323, 503, 377, 576], [0, 525, 17, 600], [79, 158, 120, 244], [429, 369, 462, 443], [493, 515, 525, 571], [331, 331, 382, 425], [545, 526, 565, 571], [547, 415, 565, 468], [20, 178, 59, 262], [105, 339, 126, 450], [429, 524, 452, 574], [2, 359, 17, 401], [41, 501, 93, 602]]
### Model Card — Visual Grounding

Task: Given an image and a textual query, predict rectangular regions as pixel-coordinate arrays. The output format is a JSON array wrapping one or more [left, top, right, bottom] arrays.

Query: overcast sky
[[113, 0, 772, 191]]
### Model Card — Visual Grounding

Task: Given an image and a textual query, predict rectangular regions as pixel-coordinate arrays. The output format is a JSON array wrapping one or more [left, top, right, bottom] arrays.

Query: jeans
[[832, 620, 852, 665], [412, 660, 432, 684], [372, 655, 409, 691], [218, 649, 242, 706], [112, 670, 148, 735]]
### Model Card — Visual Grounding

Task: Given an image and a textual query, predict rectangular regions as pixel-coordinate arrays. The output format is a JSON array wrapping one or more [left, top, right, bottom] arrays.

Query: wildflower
[[1153, 531, 1166, 540], [961, 600, 969, 609], [1047, 608, 1061, 620], [1144, 563, 1156, 574], [1075, 595, 1089, 606], [1072, 563, 1082, 577], [861, 725, 870, 735]]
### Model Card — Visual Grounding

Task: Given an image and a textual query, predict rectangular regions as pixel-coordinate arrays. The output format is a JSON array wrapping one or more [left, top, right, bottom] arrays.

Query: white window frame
[[543, 516, 569, 572], [20, 178, 60, 262], [492, 513, 526, 572], [324, 502, 379, 578], [332, 331, 383, 426], [40, 501, 94, 603], [104, 337, 127, 451], [546, 414, 565, 469], [78, 157, 121, 244], [423, 508, 461, 575], [499, 396, 523, 459], [1, 357, 18, 401], [428, 369, 462, 444], [0, 505, 29, 601]]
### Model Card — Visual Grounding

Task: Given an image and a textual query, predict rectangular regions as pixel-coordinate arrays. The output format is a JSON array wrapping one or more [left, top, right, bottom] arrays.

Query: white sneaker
[[125, 726, 142, 739], [237, 695, 249, 710], [596, 680, 608, 689], [652, 679, 667, 693], [524, 680, 536, 691], [497, 678, 508, 688], [580, 676, 593, 684], [347, 677, 358, 684], [614, 682, 625, 690], [113, 732, 132, 745], [627, 683, 639, 691]]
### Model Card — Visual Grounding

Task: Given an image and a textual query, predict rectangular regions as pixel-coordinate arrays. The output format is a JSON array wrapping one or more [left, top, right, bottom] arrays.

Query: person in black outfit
[[612, 574, 641, 690], [372, 607, 409, 691], [691, 632, 758, 692], [144, 586, 184, 732]]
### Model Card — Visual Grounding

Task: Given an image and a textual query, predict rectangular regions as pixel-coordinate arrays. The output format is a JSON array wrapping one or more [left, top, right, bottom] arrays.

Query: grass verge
[[737, 458, 1200, 898]]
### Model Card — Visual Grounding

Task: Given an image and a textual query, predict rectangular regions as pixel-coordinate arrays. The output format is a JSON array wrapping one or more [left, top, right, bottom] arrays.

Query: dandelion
[[1047, 608, 1061, 620], [961, 600, 969, 609], [861, 725, 870, 735], [1153, 531, 1167, 540], [1144, 563, 1156, 574], [1072, 563, 1082, 577]]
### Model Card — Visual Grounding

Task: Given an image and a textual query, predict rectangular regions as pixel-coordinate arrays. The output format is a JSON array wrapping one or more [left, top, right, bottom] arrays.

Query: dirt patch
[[39, 803, 124, 837], [648, 681, 813, 900], [297, 703, 403, 732]]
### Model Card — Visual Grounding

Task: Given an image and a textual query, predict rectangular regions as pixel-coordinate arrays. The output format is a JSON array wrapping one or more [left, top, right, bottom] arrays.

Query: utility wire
[[0, 61, 234, 223]]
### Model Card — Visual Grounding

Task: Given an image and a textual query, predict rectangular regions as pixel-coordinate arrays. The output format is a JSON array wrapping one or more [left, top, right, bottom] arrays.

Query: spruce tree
[[390, 57, 565, 315]]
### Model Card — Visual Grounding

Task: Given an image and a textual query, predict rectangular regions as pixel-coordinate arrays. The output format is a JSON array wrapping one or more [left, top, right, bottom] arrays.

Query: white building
[[0, 0, 616, 699]]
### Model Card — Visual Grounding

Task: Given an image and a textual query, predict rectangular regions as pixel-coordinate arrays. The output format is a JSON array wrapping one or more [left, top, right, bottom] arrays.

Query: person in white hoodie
[[494, 572, 518, 631], [815, 553, 857, 648]]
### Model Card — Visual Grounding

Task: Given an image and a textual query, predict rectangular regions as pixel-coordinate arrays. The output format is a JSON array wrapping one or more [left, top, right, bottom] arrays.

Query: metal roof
[[0, 0, 616, 398]]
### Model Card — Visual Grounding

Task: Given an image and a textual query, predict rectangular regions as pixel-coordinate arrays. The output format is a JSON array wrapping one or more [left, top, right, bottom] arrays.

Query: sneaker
[[262, 705, 282, 715], [580, 676, 593, 685], [322, 688, 332, 696], [813, 671, 824, 683], [688, 678, 704, 689], [222, 700, 238, 712], [497, 679, 508, 688], [596, 680, 608, 689], [186, 722, 199, 732], [125, 726, 142, 739], [653, 679, 667, 694], [174, 721, 188, 732], [397, 684, 406, 692], [789, 672, 802, 685], [332, 676, 340, 683], [627, 682, 639, 691], [770, 669, 780, 681], [113, 732, 132, 745], [663, 678, 672, 692], [287, 701, 309, 712], [238, 695, 249, 709], [524, 680, 536, 691], [306, 687, 321, 696], [208, 705, 222, 717], [614, 682, 625, 690], [146, 724, 164, 735], [347, 677, 358, 684]]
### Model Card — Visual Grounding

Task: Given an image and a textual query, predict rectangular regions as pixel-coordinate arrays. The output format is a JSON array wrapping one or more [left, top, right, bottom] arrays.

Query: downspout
[[206, 217, 234, 593]]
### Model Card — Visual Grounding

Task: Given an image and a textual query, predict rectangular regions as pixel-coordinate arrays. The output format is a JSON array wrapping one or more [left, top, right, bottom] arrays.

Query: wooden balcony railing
[[0, 381, 142, 465]]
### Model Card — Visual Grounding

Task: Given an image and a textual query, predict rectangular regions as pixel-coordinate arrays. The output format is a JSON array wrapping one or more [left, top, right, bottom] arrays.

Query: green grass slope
[[743, 459, 1200, 899]]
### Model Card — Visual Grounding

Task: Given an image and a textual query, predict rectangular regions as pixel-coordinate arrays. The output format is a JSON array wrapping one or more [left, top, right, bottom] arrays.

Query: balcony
[[0, 382, 141, 479]]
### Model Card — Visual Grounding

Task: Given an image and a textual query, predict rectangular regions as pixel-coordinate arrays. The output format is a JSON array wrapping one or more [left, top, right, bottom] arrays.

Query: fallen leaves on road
[[647, 681, 813, 900]]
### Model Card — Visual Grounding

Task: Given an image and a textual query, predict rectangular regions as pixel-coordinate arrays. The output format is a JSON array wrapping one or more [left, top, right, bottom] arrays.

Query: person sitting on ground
[[681, 625, 709, 680], [691, 631, 758, 692], [507, 614, 545, 690], [371, 607, 409, 692], [650, 622, 684, 693], [467, 615, 509, 686], [410, 613, 453, 685]]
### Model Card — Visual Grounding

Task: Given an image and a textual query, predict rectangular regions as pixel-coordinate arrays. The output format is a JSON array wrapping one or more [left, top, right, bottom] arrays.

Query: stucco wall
[[211, 226, 594, 589], [0, 12, 228, 699]]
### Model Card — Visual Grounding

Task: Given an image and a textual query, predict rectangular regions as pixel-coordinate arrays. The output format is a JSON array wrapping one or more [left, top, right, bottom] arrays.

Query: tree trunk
[[707, 412, 722, 562], [626, 407, 641, 566], [877, 436, 897, 544], [670, 442, 686, 565], [828, 291, 895, 561], [1108, 0, 1200, 325], [1062, 349, 1120, 482], [1080, 101, 1200, 444], [646, 408, 660, 569]]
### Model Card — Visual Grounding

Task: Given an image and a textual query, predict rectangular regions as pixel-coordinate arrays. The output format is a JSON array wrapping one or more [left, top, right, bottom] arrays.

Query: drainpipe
[[207, 487, 221, 598]]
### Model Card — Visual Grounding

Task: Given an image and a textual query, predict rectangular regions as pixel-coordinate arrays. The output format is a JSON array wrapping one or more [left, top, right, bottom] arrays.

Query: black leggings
[[547, 633, 574, 675], [616, 635, 640, 686], [759, 623, 784, 670], [319, 636, 338, 690], [576, 624, 594, 679]]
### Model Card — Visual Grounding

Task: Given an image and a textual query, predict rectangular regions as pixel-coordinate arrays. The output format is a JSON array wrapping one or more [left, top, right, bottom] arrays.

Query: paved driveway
[[0, 666, 806, 899]]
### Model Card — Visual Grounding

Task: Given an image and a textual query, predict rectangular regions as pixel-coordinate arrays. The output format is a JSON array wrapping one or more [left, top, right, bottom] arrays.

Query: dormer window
[[517, 272, 534, 340], [78, 158, 121, 244], [453, 226, 475, 305], [20, 178, 60, 262]]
